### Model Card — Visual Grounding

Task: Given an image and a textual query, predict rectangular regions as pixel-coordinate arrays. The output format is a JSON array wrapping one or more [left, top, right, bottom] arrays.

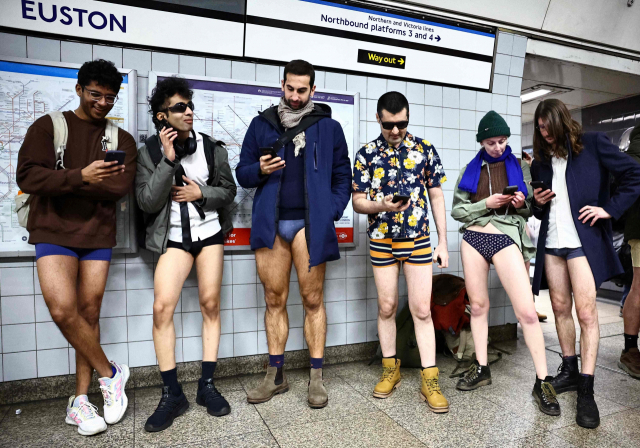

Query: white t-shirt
[[546, 156, 582, 249], [165, 133, 221, 242]]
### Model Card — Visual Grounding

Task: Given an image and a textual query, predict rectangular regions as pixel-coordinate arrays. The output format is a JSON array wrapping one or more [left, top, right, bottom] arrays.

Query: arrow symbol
[[399, 58, 405, 65], [436, 36, 441, 42]]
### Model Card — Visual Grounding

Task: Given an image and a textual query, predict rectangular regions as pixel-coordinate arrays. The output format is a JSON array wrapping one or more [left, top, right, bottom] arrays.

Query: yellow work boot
[[420, 367, 449, 413], [373, 358, 401, 398]]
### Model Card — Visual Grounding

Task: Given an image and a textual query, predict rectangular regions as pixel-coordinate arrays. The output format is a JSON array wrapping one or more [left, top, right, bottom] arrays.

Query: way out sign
[[358, 50, 406, 69]]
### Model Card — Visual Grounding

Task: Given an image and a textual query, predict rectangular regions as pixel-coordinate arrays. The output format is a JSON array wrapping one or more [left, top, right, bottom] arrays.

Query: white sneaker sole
[[65, 416, 108, 436], [106, 364, 130, 425]]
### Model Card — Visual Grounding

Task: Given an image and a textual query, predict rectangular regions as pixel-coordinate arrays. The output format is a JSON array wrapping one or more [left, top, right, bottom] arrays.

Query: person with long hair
[[530, 99, 640, 429], [452, 111, 560, 416]]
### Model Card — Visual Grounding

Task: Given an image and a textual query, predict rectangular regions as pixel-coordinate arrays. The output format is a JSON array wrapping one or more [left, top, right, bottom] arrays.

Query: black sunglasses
[[162, 101, 195, 114], [381, 120, 408, 131]]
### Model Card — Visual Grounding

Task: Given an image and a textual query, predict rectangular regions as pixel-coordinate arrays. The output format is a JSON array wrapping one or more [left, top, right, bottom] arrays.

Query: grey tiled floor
[[1, 292, 639, 447]]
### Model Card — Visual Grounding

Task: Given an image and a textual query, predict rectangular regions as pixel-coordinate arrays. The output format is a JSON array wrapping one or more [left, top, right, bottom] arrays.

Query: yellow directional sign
[[357, 49, 407, 70]]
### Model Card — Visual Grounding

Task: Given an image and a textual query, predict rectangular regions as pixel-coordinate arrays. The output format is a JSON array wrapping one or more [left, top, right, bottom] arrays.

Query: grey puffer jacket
[[135, 134, 236, 254]]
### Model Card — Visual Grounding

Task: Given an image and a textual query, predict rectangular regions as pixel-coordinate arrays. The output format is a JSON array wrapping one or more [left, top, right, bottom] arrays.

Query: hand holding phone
[[530, 181, 549, 191], [392, 194, 411, 205], [530, 181, 556, 205], [502, 185, 518, 196], [158, 119, 178, 161], [259, 147, 284, 175], [104, 150, 126, 165]]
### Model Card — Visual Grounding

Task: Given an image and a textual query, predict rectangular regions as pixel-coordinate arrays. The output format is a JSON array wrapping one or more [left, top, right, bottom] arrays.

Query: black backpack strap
[[144, 135, 164, 167], [199, 133, 218, 168], [273, 114, 324, 151]]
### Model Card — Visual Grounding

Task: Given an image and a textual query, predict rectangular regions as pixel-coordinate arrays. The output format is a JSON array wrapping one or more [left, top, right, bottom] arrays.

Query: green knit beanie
[[476, 110, 511, 142]]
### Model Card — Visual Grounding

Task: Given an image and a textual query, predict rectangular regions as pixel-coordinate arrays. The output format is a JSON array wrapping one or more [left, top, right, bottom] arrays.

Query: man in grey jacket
[[135, 76, 236, 432]]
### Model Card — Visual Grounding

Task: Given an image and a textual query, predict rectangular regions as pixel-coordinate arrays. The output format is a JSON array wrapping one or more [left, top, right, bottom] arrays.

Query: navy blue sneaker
[[197, 378, 230, 417]]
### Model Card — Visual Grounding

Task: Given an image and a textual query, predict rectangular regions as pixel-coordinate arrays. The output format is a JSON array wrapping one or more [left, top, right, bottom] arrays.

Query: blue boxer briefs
[[35, 243, 112, 262]]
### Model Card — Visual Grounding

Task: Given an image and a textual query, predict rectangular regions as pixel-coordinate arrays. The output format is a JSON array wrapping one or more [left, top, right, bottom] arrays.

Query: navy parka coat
[[531, 132, 640, 295], [236, 104, 352, 268]]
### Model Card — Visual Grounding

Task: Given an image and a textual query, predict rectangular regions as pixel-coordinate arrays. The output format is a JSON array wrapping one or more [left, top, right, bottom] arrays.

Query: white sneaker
[[65, 395, 107, 436], [99, 361, 130, 424]]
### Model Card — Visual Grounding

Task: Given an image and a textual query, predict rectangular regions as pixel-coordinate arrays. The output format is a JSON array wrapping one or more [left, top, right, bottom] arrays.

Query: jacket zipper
[[314, 142, 318, 171]]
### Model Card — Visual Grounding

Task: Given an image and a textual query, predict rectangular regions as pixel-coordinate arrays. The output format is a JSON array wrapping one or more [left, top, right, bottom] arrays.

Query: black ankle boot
[[549, 354, 579, 394], [576, 375, 600, 428], [532, 376, 561, 416], [456, 360, 492, 391]]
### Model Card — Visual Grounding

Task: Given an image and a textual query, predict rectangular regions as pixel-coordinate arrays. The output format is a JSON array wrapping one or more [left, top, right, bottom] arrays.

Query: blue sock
[[310, 357, 323, 369], [111, 365, 117, 378], [269, 354, 284, 368]]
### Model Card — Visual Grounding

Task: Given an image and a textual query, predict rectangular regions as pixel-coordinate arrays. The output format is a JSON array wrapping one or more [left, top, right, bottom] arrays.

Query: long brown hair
[[533, 99, 583, 161]]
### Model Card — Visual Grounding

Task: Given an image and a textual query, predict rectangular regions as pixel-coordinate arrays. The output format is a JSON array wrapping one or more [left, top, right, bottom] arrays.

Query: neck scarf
[[278, 97, 315, 157], [458, 146, 528, 198]]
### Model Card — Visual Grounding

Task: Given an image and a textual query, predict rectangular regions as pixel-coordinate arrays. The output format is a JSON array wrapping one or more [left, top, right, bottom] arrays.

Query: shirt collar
[[377, 132, 414, 151]]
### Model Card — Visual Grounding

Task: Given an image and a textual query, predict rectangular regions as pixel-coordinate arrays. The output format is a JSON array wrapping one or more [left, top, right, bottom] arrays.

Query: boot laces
[[463, 363, 480, 383], [540, 382, 558, 405], [424, 376, 443, 395], [380, 366, 396, 382]]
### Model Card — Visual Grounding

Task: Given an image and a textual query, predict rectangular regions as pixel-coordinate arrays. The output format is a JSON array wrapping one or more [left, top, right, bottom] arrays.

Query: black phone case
[[104, 151, 126, 165]]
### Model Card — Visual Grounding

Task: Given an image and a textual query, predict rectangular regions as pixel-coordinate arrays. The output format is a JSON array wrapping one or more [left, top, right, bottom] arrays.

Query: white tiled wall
[[0, 31, 525, 382]]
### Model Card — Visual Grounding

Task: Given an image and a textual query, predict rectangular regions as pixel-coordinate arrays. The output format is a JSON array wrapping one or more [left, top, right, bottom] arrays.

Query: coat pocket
[[314, 142, 318, 171]]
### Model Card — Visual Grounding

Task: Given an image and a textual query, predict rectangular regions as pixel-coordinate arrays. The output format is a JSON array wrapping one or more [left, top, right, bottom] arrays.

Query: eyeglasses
[[381, 120, 408, 130], [84, 88, 118, 105], [162, 101, 195, 114]]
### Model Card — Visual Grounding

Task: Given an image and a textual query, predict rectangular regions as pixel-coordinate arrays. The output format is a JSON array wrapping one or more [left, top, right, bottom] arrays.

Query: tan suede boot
[[373, 358, 401, 398], [246, 366, 289, 404], [308, 368, 328, 408], [420, 367, 449, 413]]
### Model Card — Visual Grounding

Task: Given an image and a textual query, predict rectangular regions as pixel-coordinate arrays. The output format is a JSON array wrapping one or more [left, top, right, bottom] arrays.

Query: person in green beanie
[[451, 110, 561, 417]]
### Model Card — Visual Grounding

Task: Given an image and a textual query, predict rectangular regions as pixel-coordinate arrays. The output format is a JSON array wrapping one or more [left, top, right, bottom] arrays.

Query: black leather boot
[[576, 374, 600, 428], [532, 376, 561, 416], [456, 360, 492, 391], [548, 354, 579, 394]]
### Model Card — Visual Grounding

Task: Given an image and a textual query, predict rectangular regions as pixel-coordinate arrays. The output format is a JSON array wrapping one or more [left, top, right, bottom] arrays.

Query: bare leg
[[461, 240, 491, 365], [256, 236, 292, 355], [37, 256, 112, 379], [372, 264, 400, 357], [546, 255, 576, 357], [75, 260, 110, 395], [153, 248, 194, 371], [494, 245, 548, 379], [291, 230, 327, 359], [404, 263, 436, 367], [195, 244, 224, 362], [623, 267, 640, 336], [567, 257, 599, 375]]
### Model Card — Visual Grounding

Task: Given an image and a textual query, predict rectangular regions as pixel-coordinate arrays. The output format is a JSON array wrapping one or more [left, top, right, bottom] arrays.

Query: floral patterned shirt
[[352, 132, 446, 239]]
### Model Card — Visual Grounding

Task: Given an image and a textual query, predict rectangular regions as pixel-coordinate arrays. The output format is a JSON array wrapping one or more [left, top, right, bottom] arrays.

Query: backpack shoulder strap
[[199, 133, 222, 168], [104, 119, 119, 151], [144, 135, 164, 167], [273, 114, 324, 151], [48, 111, 68, 169]]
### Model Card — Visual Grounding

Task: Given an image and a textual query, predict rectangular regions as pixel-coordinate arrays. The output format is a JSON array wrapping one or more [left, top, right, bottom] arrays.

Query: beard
[[284, 96, 310, 110]]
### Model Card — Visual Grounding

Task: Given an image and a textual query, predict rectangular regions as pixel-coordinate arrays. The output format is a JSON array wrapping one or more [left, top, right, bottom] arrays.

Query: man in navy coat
[[236, 60, 351, 409]]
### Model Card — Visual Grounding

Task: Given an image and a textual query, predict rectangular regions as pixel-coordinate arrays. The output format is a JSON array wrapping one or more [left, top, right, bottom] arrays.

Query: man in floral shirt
[[351, 91, 450, 413]]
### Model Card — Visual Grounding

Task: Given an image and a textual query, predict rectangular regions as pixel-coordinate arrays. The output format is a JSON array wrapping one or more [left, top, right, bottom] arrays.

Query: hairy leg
[[75, 260, 110, 395], [292, 230, 327, 359], [256, 236, 293, 355]]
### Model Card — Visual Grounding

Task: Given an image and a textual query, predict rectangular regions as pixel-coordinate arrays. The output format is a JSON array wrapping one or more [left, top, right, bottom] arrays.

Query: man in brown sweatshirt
[[16, 59, 137, 436]]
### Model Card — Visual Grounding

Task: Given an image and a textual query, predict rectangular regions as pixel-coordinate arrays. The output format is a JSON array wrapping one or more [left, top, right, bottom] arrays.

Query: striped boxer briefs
[[369, 236, 433, 268]]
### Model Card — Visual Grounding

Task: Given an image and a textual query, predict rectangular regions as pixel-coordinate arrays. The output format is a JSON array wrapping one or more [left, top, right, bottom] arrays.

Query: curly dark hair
[[148, 76, 194, 129], [533, 99, 583, 161], [77, 59, 123, 93]]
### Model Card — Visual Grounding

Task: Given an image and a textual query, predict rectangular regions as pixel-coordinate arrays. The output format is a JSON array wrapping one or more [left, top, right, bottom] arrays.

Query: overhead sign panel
[[245, 0, 496, 90], [0, 0, 244, 57]]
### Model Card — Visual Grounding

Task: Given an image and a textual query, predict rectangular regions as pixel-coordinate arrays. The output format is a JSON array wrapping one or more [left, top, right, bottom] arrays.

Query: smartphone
[[392, 194, 411, 205], [530, 181, 549, 191], [104, 150, 126, 165], [156, 118, 173, 133], [260, 147, 279, 159], [502, 185, 518, 195]]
